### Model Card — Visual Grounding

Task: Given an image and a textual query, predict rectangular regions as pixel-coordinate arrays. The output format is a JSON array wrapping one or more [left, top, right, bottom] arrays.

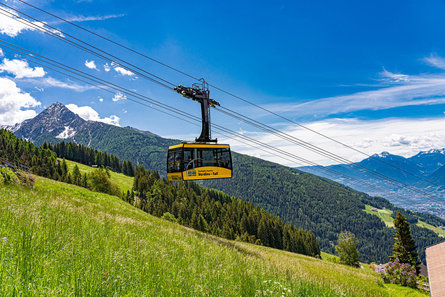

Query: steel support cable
[[5, 2, 442, 192], [215, 106, 431, 193], [214, 106, 442, 201], [7, 6, 417, 196], [210, 85, 445, 190], [2, 39, 440, 206], [1, 30, 441, 206], [216, 106, 381, 169], [0, 39, 204, 129], [0, 41, 411, 202], [211, 123, 422, 201], [14, 0, 440, 189], [15, 0, 201, 82], [0, 5, 176, 90]]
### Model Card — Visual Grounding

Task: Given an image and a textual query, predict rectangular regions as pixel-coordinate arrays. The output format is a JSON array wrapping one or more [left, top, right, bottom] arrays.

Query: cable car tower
[[167, 79, 232, 181]]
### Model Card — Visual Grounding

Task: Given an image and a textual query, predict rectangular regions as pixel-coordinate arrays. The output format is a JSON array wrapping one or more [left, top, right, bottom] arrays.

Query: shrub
[[379, 258, 417, 288], [88, 168, 121, 196], [0, 167, 19, 185], [17, 171, 35, 188], [416, 274, 429, 291], [161, 212, 178, 223]]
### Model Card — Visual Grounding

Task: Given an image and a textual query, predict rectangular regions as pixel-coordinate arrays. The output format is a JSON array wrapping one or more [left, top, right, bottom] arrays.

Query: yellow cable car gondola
[[167, 80, 232, 181], [167, 143, 232, 181]]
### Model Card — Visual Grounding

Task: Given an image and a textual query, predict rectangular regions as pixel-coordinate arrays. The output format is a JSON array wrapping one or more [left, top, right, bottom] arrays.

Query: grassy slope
[[417, 220, 445, 237], [364, 205, 394, 228], [364, 205, 445, 238], [63, 159, 134, 193], [0, 177, 427, 296]]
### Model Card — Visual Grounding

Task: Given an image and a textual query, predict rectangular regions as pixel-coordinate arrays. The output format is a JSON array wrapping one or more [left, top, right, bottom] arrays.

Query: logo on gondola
[[187, 170, 197, 177]]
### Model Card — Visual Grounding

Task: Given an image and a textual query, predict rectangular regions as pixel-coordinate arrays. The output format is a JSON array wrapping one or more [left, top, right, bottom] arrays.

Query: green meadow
[[0, 176, 427, 296], [63, 159, 134, 193], [364, 204, 445, 237], [364, 205, 395, 228]]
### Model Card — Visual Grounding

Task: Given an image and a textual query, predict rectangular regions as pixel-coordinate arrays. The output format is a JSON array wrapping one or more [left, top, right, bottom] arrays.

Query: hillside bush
[[0, 167, 19, 185], [17, 171, 35, 188], [0, 166, 34, 188], [161, 212, 177, 223], [88, 168, 121, 196], [379, 258, 417, 288]]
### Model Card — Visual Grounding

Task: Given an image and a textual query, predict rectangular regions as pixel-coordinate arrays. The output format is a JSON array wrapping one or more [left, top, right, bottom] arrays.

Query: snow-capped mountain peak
[[12, 102, 85, 142], [371, 151, 391, 158]]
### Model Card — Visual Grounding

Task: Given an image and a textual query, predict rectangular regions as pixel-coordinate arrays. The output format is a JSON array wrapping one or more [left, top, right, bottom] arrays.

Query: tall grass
[[0, 177, 426, 296]]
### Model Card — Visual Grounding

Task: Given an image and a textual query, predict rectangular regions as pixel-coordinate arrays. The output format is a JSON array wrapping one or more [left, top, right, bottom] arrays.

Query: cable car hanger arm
[[174, 79, 220, 143]]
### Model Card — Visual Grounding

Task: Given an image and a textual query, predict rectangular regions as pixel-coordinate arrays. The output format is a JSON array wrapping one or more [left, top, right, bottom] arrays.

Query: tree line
[[0, 129, 122, 196], [45, 141, 135, 176]]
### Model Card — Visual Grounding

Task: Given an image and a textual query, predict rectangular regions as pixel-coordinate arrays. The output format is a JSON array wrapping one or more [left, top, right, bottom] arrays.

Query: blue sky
[[2, 0, 445, 165]]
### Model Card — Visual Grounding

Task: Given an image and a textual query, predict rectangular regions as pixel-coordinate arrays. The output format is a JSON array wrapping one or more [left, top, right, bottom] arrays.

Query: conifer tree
[[61, 158, 68, 179], [65, 172, 72, 184], [391, 212, 420, 273], [72, 164, 81, 185], [122, 160, 128, 175], [81, 173, 88, 188]]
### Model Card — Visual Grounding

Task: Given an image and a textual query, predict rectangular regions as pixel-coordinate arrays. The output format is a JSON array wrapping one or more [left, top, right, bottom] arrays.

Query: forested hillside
[[129, 166, 319, 256]]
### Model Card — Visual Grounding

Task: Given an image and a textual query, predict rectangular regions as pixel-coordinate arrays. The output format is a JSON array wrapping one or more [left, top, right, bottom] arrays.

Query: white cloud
[[219, 117, 445, 167], [104, 63, 111, 72], [0, 58, 45, 78], [31, 21, 64, 37], [85, 60, 97, 70], [264, 70, 445, 118], [99, 98, 104, 102], [423, 54, 445, 70], [0, 77, 41, 125], [114, 66, 134, 76], [0, 8, 35, 37], [112, 93, 126, 102], [0, 8, 63, 37], [64, 14, 125, 22], [380, 68, 409, 82], [21, 77, 95, 92], [66, 104, 120, 126], [0, 48, 3, 57]]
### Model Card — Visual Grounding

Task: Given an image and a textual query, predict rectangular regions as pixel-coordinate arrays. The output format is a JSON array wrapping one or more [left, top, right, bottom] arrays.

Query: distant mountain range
[[5, 102, 445, 263], [299, 149, 445, 217]]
